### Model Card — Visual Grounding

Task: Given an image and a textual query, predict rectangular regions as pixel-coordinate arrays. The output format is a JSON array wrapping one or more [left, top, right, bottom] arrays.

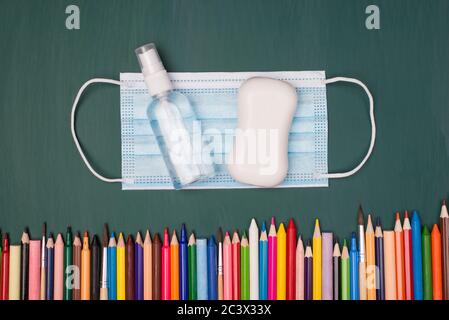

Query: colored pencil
[[81, 231, 90, 300], [126, 234, 135, 300], [45, 235, 54, 300], [40, 223, 46, 300], [1, 234, 9, 300], [286, 219, 296, 300], [197, 238, 208, 300], [64, 227, 73, 300], [333, 240, 340, 300], [295, 236, 304, 300], [207, 236, 217, 300], [375, 218, 385, 300], [108, 233, 117, 300], [411, 211, 423, 300], [403, 211, 414, 299], [72, 233, 81, 300], [312, 219, 322, 300], [188, 233, 197, 300], [259, 223, 268, 300], [249, 219, 259, 300], [440, 200, 449, 300], [366, 214, 376, 300], [268, 217, 277, 300], [135, 232, 144, 300], [422, 225, 432, 300], [341, 239, 350, 300], [322, 232, 333, 300], [153, 233, 162, 300], [276, 223, 286, 300], [161, 229, 171, 300], [431, 224, 443, 300], [91, 235, 100, 300], [357, 206, 367, 300], [304, 242, 313, 300], [232, 231, 241, 300], [28, 240, 41, 300], [143, 230, 152, 300], [100, 224, 109, 300], [349, 232, 359, 300], [223, 232, 232, 300], [394, 212, 405, 300], [216, 228, 223, 301], [9, 244, 20, 300], [54, 233, 64, 300], [170, 230, 179, 300], [383, 231, 397, 300], [116, 233, 126, 300], [20, 229, 29, 300], [241, 233, 249, 300], [180, 225, 188, 300]]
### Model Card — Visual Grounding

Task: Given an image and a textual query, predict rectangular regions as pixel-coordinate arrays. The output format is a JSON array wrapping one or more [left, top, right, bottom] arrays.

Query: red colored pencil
[[1, 233, 9, 300], [403, 211, 414, 300], [231, 231, 240, 300], [286, 219, 296, 300]]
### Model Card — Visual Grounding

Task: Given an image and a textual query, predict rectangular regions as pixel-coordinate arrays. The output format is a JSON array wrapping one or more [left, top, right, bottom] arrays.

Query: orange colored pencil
[[170, 230, 179, 300], [81, 231, 91, 300], [232, 231, 241, 300], [394, 213, 405, 300], [431, 224, 443, 300], [365, 214, 376, 300]]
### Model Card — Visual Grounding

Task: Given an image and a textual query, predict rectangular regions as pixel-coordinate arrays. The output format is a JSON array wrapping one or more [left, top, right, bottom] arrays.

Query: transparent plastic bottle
[[135, 43, 215, 189]]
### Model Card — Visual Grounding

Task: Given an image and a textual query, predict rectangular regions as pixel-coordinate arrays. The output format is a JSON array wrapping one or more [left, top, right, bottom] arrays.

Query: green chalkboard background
[[1, 0, 448, 242]]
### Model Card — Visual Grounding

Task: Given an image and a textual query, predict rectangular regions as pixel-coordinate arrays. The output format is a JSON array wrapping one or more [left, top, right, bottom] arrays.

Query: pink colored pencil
[[161, 228, 171, 300], [54, 234, 64, 300], [28, 240, 41, 300], [295, 236, 304, 300], [268, 217, 277, 300], [223, 232, 233, 300]]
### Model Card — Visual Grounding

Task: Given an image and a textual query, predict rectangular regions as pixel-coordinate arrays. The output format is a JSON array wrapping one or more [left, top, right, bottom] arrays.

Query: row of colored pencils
[[0, 201, 448, 300]]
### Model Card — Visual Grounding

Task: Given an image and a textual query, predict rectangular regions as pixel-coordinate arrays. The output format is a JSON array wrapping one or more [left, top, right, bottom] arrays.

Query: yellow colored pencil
[[313, 219, 322, 300], [276, 223, 286, 300], [117, 233, 126, 300]]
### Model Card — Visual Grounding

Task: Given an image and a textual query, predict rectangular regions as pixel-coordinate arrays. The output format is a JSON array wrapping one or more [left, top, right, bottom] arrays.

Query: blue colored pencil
[[259, 222, 268, 300], [197, 238, 208, 300], [108, 232, 117, 300], [411, 211, 423, 300], [375, 218, 385, 300], [207, 236, 218, 300], [46, 236, 54, 300], [180, 224, 189, 300], [350, 232, 359, 300]]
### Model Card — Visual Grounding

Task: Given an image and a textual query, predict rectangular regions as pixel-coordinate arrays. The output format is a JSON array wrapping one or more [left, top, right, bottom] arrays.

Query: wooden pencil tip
[[357, 206, 364, 225]]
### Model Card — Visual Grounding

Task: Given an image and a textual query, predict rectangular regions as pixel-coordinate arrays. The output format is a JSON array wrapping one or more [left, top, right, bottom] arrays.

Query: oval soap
[[227, 77, 298, 187]]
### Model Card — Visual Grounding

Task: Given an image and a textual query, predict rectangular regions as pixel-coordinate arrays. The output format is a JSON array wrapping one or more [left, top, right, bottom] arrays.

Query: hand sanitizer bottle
[[135, 43, 215, 189]]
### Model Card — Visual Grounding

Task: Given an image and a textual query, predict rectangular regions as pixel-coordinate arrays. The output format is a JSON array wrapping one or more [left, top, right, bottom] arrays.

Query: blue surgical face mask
[[70, 71, 375, 189]]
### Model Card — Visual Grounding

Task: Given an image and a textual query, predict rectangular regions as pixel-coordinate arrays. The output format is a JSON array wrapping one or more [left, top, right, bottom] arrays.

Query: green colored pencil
[[240, 233, 250, 300], [64, 227, 72, 300], [188, 233, 197, 300], [422, 225, 433, 300], [340, 239, 350, 300]]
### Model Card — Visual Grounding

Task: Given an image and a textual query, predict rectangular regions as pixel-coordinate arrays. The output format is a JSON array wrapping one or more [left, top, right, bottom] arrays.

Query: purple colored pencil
[[304, 242, 313, 300], [135, 233, 144, 300], [322, 232, 333, 300]]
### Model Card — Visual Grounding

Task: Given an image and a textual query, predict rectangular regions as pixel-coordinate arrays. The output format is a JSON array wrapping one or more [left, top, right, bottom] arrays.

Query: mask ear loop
[[317, 77, 376, 179], [70, 78, 124, 183]]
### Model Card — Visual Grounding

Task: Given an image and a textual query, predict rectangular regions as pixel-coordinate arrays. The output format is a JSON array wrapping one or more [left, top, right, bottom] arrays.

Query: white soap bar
[[227, 77, 298, 187]]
